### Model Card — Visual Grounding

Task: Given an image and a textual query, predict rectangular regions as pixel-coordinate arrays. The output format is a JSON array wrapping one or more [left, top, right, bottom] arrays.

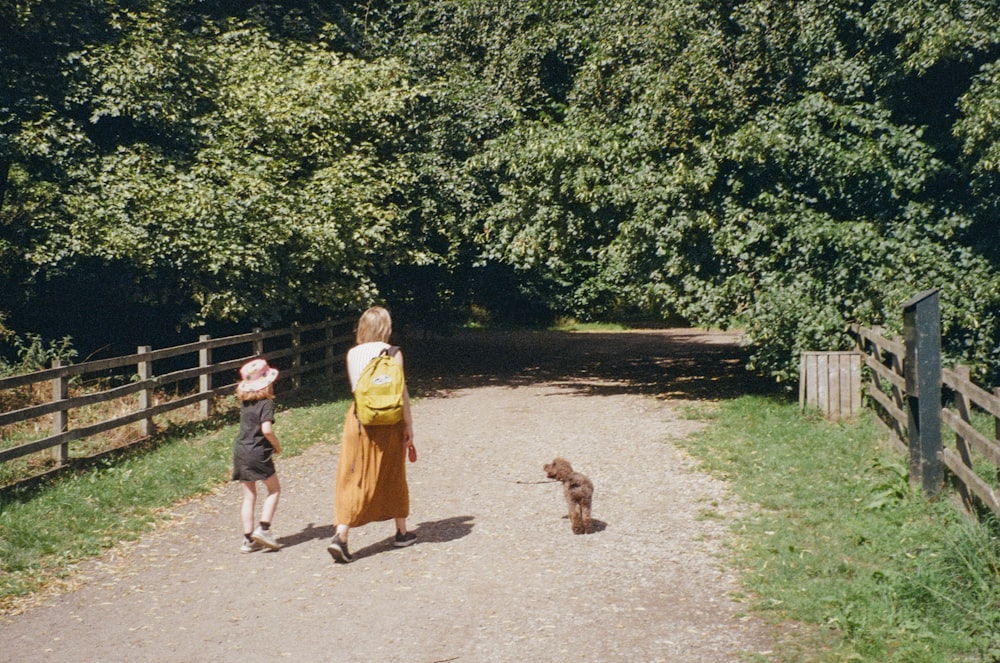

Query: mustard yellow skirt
[[334, 404, 409, 527]]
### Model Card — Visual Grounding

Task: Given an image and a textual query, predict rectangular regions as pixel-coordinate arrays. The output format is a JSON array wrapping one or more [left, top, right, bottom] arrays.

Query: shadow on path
[[402, 328, 780, 400], [277, 522, 335, 549], [348, 515, 476, 561]]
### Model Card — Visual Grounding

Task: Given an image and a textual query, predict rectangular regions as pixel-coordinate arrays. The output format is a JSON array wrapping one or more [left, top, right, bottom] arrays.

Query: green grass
[[551, 318, 629, 332], [0, 385, 349, 610], [677, 396, 1000, 662]]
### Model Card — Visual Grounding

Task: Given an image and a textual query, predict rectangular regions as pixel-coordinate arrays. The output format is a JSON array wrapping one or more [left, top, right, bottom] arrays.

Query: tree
[[2, 3, 429, 348], [3, 0, 1000, 385]]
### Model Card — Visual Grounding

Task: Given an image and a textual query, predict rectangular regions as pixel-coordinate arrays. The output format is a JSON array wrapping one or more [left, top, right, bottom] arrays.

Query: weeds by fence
[[0, 318, 354, 487]]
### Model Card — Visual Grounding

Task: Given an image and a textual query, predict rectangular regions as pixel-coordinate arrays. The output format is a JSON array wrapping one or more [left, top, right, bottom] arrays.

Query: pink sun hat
[[237, 358, 279, 393]]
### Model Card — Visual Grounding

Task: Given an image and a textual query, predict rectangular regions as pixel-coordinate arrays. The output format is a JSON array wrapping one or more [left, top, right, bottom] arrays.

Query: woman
[[328, 306, 417, 563]]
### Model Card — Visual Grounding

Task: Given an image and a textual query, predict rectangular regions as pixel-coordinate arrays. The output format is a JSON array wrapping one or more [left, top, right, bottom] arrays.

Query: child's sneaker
[[241, 538, 263, 554], [251, 526, 281, 550], [326, 535, 354, 563], [393, 530, 417, 547]]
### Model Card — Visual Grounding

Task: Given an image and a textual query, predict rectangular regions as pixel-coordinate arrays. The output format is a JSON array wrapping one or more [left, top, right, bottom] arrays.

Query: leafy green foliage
[[5, 6, 434, 330], [2, 0, 1000, 383], [11, 332, 76, 373]]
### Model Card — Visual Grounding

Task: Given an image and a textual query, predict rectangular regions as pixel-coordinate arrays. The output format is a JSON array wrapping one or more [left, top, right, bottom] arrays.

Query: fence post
[[325, 320, 335, 383], [253, 328, 264, 358], [138, 345, 154, 437], [51, 359, 69, 465], [291, 323, 302, 391], [994, 387, 1000, 486], [903, 288, 943, 498], [199, 335, 213, 419]]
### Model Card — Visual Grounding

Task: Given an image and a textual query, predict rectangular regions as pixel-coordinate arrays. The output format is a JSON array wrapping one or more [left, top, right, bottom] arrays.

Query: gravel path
[[3, 329, 780, 662]]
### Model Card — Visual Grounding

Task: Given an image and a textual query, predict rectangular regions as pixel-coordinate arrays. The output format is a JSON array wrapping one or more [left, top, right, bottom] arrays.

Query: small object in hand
[[408, 445, 417, 462]]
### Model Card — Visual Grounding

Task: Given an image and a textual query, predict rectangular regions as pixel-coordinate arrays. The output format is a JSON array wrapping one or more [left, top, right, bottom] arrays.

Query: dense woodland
[[2, 0, 1000, 384]]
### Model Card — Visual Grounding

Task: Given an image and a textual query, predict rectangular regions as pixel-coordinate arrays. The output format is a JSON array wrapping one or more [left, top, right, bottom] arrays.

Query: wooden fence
[[799, 351, 862, 420], [849, 322, 1000, 517], [0, 317, 354, 480]]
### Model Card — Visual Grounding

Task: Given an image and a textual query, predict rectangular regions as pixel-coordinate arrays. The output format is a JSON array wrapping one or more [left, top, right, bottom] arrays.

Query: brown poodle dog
[[544, 457, 594, 534]]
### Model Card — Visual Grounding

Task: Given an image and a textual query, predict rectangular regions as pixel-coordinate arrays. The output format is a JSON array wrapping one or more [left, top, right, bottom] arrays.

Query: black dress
[[232, 398, 277, 481]]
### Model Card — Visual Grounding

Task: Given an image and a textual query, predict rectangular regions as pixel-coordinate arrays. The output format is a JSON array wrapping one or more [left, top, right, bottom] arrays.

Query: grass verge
[[677, 396, 1000, 662], [0, 385, 348, 613]]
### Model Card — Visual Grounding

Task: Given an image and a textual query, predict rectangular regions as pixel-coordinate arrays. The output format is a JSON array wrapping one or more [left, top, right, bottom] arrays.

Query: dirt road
[[3, 329, 780, 662]]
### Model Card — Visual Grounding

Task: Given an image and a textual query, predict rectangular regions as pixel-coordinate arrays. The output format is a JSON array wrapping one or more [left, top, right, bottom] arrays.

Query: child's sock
[[244, 533, 253, 542], [259, 521, 271, 531]]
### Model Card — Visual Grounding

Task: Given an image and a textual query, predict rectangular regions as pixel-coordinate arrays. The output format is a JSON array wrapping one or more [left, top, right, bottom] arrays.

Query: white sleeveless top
[[346, 341, 393, 392]]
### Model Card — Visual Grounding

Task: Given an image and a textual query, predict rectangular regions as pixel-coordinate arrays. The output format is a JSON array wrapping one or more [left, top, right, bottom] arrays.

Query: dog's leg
[[569, 502, 584, 534]]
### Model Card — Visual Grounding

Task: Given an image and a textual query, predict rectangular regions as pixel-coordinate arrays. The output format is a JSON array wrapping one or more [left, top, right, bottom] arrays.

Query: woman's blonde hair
[[356, 306, 393, 344]]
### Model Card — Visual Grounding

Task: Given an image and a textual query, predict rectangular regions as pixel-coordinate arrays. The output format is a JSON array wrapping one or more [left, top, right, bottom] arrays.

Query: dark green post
[[903, 288, 943, 498]]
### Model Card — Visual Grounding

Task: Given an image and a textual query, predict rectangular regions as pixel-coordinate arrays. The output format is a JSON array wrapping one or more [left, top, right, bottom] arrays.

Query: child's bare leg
[[240, 481, 257, 535], [260, 473, 281, 524]]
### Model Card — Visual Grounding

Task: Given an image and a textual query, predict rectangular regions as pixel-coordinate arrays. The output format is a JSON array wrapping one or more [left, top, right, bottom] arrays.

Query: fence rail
[[0, 317, 354, 478], [850, 324, 907, 453], [849, 321, 1000, 518]]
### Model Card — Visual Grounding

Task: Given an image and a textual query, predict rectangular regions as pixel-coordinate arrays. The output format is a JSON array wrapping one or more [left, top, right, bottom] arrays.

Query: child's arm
[[262, 420, 282, 455]]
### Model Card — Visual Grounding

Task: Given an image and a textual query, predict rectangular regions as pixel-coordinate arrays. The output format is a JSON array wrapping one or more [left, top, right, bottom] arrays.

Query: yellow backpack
[[354, 347, 405, 426]]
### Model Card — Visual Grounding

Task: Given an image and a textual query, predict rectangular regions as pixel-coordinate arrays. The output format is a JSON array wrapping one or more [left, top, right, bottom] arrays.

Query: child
[[232, 358, 283, 553]]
